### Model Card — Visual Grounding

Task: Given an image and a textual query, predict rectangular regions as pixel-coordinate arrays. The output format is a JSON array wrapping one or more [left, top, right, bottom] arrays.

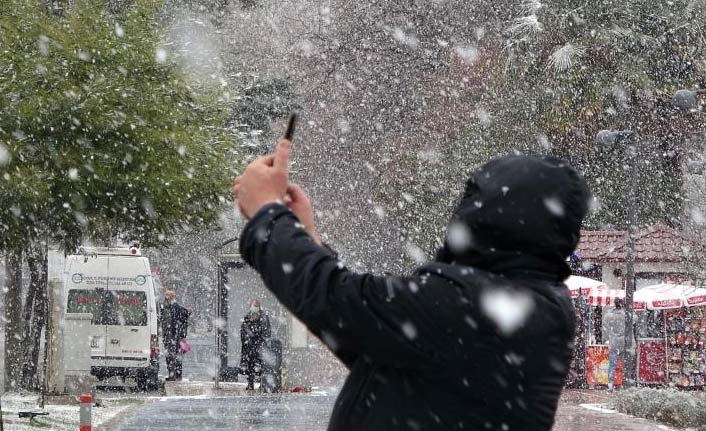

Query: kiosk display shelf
[[665, 307, 706, 387]]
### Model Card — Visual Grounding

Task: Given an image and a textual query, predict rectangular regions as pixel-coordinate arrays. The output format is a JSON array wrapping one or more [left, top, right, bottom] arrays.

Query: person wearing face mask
[[239, 299, 272, 390], [162, 290, 190, 382]]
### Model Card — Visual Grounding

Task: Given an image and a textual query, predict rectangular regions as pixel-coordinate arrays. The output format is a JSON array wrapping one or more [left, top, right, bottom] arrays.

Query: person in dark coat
[[239, 299, 272, 390], [162, 290, 190, 381], [233, 141, 590, 430]]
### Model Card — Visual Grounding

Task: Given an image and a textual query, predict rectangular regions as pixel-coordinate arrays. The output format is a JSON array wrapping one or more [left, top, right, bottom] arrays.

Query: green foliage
[[162, 0, 231, 14], [501, 0, 704, 131], [0, 0, 237, 252], [458, 0, 706, 228]]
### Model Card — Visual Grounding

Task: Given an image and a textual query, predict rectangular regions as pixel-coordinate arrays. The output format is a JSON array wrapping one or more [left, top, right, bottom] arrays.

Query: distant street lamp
[[672, 89, 705, 111], [686, 160, 705, 175], [595, 129, 631, 147]]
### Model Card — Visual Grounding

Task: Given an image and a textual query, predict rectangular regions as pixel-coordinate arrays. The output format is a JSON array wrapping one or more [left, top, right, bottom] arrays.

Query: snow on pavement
[[1, 392, 143, 431]]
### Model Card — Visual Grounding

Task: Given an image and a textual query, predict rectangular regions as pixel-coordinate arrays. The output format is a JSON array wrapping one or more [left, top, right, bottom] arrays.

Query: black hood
[[435, 155, 591, 281]]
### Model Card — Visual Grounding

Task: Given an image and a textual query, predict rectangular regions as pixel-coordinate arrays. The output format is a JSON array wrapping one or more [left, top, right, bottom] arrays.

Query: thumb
[[274, 139, 291, 172], [286, 183, 306, 202]]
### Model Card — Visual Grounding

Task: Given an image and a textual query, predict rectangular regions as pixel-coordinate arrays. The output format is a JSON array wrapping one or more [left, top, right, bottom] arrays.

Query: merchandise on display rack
[[664, 307, 706, 387]]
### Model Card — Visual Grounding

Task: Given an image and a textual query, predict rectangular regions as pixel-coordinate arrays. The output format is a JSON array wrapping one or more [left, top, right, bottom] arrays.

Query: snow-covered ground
[[1, 392, 145, 431]]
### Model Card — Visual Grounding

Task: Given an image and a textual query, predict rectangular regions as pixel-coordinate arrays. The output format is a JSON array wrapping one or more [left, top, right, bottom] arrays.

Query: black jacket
[[240, 312, 272, 364], [162, 302, 190, 351], [240, 155, 590, 430]]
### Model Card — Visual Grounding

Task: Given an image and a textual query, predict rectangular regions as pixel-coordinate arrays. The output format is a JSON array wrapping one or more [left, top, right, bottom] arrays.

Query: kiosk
[[566, 279, 706, 388]]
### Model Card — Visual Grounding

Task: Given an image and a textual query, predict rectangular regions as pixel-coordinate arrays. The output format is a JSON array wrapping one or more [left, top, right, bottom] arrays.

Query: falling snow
[[155, 47, 168, 64], [400, 321, 418, 340], [446, 221, 473, 252], [543, 196, 565, 217], [480, 288, 534, 335], [1, 0, 705, 429], [0, 144, 10, 166]]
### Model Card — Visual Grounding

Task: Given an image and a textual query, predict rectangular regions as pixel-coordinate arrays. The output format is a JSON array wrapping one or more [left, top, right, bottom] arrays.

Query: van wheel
[[137, 370, 159, 392]]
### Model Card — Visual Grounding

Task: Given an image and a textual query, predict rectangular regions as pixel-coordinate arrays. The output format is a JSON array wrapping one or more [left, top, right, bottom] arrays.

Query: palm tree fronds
[[508, 14, 543, 39], [687, 0, 706, 15], [610, 26, 634, 39], [522, 0, 544, 14], [547, 42, 586, 72]]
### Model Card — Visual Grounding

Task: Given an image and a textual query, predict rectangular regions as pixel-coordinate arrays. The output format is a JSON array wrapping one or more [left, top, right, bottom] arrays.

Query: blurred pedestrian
[[233, 140, 591, 430], [162, 290, 190, 382], [602, 298, 626, 390], [239, 299, 271, 390]]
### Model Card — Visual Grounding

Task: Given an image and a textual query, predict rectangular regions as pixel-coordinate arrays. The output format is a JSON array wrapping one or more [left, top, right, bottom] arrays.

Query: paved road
[[114, 393, 335, 431], [113, 389, 670, 431]]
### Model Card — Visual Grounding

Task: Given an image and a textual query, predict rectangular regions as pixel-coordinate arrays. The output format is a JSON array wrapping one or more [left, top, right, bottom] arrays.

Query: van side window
[[68, 289, 147, 326]]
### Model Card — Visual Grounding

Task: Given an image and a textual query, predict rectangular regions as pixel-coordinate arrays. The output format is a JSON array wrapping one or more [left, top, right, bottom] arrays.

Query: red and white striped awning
[[634, 284, 706, 310], [564, 275, 606, 298], [564, 279, 706, 310], [686, 290, 706, 307], [588, 288, 625, 307]]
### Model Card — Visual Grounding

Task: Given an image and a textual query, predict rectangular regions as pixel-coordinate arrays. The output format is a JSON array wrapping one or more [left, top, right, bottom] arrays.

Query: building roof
[[576, 224, 706, 264]]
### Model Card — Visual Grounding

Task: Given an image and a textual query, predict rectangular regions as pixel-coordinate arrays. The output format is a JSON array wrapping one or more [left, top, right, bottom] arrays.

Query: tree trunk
[[21, 245, 48, 390], [20, 251, 39, 389], [31, 249, 48, 389], [3, 251, 24, 392]]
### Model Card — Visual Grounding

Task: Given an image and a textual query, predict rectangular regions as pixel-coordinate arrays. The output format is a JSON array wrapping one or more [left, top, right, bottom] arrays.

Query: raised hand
[[233, 139, 291, 219]]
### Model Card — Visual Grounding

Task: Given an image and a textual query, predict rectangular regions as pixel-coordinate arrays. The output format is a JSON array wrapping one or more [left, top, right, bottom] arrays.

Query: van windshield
[[67, 289, 147, 326]]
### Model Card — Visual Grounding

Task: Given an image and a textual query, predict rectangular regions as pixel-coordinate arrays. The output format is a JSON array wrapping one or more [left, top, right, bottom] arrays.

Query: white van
[[63, 247, 160, 390]]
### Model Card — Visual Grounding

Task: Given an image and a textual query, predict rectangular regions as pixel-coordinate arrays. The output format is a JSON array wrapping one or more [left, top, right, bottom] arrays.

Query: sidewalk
[[553, 389, 675, 431], [1, 392, 143, 431]]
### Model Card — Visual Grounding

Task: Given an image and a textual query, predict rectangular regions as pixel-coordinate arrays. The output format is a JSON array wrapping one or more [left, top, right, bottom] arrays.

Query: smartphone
[[284, 113, 298, 141]]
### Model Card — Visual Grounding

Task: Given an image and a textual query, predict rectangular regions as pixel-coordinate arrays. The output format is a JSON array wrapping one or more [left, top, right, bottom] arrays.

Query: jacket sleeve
[[239, 203, 447, 370], [241, 320, 249, 345], [176, 305, 189, 340], [263, 315, 272, 338], [161, 306, 167, 337]]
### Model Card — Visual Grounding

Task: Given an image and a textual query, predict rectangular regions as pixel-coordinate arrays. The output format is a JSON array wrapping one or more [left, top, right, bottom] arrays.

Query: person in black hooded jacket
[[233, 140, 591, 431]]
